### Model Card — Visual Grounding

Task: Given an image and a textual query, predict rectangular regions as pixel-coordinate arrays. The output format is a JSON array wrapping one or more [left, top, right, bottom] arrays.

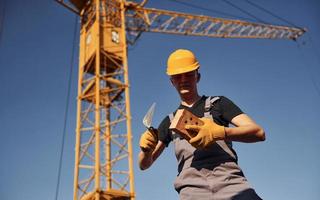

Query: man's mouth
[[179, 85, 190, 94], [180, 89, 190, 94]]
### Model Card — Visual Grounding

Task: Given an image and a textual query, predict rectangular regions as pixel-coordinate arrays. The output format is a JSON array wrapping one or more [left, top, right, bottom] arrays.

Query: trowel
[[142, 102, 158, 140]]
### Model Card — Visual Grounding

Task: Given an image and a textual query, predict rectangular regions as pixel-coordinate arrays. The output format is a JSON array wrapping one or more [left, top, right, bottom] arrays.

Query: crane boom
[[125, 6, 305, 43]]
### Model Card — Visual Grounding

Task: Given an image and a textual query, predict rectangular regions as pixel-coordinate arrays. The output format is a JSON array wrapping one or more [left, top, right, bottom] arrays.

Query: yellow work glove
[[185, 118, 225, 149], [139, 129, 158, 152]]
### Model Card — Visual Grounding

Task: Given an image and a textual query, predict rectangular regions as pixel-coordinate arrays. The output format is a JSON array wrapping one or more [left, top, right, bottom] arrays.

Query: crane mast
[[56, 0, 305, 200], [68, 0, 134, 200]]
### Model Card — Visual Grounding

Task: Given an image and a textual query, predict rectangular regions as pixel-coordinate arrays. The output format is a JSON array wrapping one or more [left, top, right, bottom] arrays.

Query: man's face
[[170, 70, 199, 95]]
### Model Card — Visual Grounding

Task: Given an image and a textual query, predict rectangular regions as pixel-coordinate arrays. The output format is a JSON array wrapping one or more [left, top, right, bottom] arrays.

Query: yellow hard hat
[[166, 49, 200, 75]]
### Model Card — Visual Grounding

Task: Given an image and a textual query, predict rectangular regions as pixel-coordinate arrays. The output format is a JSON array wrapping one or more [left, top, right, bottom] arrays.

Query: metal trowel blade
[[142, 102, 156, 128]]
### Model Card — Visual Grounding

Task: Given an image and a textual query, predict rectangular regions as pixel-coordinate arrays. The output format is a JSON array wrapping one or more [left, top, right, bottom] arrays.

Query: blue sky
[[0, 0, 319, 200]]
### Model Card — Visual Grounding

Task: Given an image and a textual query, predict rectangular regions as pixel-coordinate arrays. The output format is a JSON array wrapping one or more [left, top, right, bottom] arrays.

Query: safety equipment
[[167, 49, 200, 75], [185, 118, 225, 149], [139, 129, 158, 152]]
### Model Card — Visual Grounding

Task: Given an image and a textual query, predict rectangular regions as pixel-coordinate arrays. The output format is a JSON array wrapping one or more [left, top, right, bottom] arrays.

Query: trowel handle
[[148, 126, 158, 141], [141, 127, 159, 153]]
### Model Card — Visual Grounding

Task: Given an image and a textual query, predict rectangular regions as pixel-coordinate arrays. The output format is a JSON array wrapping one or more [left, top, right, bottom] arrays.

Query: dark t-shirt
[[158, 95, 243, 146]]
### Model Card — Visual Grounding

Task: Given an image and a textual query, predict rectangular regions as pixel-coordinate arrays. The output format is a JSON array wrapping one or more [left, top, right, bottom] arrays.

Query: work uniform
[[158, 95, 262, 200]]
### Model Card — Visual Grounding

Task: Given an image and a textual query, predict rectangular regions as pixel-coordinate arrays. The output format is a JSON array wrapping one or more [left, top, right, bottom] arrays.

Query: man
[[139, 49, 265, 200]]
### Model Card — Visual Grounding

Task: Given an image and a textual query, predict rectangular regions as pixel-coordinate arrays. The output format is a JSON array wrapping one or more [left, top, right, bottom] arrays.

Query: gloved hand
[[139, 129, 158, 152], [185, 118, 225, 149]]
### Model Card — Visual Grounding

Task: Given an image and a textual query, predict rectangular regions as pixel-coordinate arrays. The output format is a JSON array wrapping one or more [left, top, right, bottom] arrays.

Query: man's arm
[[225, 113, 266, 143], [139, 141, 166, 170]]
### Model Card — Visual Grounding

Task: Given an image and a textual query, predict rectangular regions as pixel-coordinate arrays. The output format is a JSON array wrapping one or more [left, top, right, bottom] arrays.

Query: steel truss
[[73, 1, 134, 200]]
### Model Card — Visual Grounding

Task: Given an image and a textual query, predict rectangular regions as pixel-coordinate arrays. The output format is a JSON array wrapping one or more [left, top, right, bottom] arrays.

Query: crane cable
[[247, 0, 320, 96], [223, 0, 320, 97], [54, 15, 79, 200], [298, 33, 320, 98], [296, 41, 320, 97], [243, 0, 320, 96], [305, 33, 320, 70], [0, 0, 6, 47], [244, 0, 300, 28], [220, 0, 267, 24], [168, 0, 258, 22]]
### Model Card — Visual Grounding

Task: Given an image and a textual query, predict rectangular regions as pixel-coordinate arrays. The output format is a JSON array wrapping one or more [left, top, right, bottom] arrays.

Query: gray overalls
[[169, 96, 262, 200]]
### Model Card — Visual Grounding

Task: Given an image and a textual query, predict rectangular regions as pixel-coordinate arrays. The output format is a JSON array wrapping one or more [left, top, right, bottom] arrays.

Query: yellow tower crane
[[56, 0, 305, 200]]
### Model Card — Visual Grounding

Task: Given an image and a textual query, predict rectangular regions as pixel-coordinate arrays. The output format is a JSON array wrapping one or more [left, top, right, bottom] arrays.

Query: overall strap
[[168, 113, 176, 139], [169, 113, 174, 122], [204, 96, 237, 161], [169, 96, 220, 121], [204, 96, 220, 117]]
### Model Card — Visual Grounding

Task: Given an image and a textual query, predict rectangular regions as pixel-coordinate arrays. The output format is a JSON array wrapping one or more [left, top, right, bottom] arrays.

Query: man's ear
[[197, 72, 201, 82]]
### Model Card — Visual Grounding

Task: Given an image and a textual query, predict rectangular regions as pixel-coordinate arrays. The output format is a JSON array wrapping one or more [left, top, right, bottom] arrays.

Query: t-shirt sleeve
[[157, 116, 172, 147], [219, 96, 243, 122]]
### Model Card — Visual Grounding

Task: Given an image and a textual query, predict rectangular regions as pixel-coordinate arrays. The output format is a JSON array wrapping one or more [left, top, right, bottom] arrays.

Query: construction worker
[[139, 49, 265, 200]]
